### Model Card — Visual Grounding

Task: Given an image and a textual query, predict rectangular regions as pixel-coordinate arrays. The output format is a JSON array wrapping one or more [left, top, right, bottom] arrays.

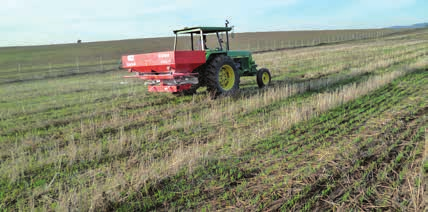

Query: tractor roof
[[174, 26, 232, 34]]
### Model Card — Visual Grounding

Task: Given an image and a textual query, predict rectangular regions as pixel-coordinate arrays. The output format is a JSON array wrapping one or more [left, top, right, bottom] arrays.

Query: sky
[[1, 0, 427, 47]]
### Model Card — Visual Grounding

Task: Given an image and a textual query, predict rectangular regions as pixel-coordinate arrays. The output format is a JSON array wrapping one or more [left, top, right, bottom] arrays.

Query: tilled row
[[110, 69, 427, 211]]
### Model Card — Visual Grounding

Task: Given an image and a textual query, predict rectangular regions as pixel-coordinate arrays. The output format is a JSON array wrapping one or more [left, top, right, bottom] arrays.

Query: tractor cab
[[173, 26, 232, 55]]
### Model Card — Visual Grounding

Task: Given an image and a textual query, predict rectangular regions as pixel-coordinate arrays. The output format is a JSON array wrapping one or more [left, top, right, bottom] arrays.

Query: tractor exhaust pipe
[[225, 20, 230, 51]]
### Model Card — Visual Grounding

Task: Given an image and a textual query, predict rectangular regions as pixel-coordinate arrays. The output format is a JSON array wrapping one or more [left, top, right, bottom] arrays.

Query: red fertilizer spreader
[[121, 51, 205, 93]]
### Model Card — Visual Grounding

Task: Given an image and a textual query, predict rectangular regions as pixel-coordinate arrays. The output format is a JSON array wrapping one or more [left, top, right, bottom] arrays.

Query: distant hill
[[389, 22, 428, 29]]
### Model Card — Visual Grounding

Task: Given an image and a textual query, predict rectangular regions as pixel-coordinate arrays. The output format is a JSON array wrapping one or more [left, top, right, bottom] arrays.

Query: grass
[[121, 69, 426, 211], [0, 28, 427, 211]]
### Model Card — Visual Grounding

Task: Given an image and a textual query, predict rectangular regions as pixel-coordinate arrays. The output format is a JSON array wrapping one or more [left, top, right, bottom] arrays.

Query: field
[[0, 28, 427, 211], [0, 28, 407, 84]]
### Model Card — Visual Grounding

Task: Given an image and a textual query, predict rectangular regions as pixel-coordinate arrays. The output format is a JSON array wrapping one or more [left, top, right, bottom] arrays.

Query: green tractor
[[121, 21, 271, 96]]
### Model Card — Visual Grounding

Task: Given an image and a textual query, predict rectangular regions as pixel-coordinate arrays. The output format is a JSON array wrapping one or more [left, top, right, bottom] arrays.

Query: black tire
[[205, 55, 240, 96], [257, 68, 271, 88]]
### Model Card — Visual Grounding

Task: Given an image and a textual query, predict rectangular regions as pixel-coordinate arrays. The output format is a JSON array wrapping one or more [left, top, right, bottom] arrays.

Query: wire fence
[[240, 31, 391, 52], [0, 57, 118, 84]]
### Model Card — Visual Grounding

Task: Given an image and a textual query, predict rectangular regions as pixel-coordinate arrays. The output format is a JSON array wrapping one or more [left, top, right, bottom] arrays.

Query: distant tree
[[77, 40, 82, 44]]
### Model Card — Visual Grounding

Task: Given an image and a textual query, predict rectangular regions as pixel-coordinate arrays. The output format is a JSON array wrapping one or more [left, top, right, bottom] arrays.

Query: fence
[[0, 56, 118, 84]]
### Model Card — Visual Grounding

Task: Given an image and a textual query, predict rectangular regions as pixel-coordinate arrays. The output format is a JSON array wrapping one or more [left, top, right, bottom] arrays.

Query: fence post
[[76, 57, 80, 73], [100, 56, 104, 71], [49, 63, 52, 76], [18, 64, 21, 80]]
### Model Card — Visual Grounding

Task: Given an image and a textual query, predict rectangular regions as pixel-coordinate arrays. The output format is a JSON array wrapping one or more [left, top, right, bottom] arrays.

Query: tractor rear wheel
[[205, 55, 240, 96], [257, 68, 271, 88]]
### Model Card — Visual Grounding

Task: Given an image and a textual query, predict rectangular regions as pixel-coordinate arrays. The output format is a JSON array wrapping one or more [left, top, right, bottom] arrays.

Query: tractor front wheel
[[206, 55, 240, 96], [256, 68, 271, 88]]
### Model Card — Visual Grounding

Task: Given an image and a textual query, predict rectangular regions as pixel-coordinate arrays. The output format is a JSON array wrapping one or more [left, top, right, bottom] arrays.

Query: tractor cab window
[[174, 33, 208, 51], [216, 32, 225, 51], [201, 33, 224, 51], [173, 29, 228, 51], [175, 33, 193, 51], [202, 35, 209, 50]]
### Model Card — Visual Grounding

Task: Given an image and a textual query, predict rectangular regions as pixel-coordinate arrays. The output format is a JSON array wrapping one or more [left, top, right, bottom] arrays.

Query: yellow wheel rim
[[262, 72, 270, 85], [219, 65, 235, 91]]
